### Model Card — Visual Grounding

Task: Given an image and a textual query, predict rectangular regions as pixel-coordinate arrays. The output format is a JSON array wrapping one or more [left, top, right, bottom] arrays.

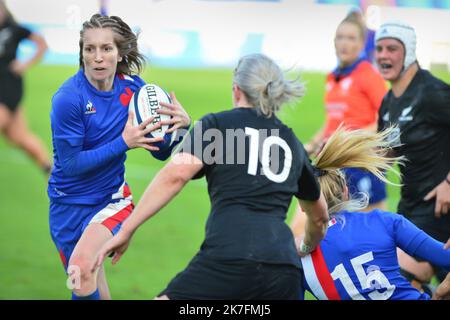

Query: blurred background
[[10, 0, 450, 70], [1, 0, 449, 299]]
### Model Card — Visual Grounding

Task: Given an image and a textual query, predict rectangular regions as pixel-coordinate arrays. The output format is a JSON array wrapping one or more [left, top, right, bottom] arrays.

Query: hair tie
[[313, 166, 327, 177]]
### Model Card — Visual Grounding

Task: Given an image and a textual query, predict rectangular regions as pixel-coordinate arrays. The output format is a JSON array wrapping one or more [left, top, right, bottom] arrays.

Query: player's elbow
[[303, 194, 329, 224], [161, 165, 192, 189], [60, 164, 77, 177], [60, 160, 86, 177], [159, 172, 189, 196], [305, 195, 329, 234]]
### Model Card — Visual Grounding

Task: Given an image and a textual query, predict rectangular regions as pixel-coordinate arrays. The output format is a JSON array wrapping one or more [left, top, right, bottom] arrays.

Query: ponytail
[[313, 126, 404, 214]]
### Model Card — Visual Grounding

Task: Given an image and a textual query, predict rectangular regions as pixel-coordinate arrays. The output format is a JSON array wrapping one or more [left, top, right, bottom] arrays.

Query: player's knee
[[68, 256, 96, 293], [0, 107, 12, 130]]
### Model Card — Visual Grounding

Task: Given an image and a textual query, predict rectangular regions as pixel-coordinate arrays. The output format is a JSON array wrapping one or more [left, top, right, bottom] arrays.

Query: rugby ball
[[129, 83, 176, 150]]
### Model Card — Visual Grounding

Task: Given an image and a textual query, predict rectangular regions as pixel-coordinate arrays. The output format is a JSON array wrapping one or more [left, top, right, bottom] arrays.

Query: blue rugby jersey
[[301, 209, 450, 300], [48, 69, 173, 205]]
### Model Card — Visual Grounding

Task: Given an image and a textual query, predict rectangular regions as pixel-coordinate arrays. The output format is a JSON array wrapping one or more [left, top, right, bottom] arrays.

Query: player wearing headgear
[[375, 21, 450, 293], [48, 14, 191, 300], [95, 53, 329, 300], [299, 126, 450, 300]]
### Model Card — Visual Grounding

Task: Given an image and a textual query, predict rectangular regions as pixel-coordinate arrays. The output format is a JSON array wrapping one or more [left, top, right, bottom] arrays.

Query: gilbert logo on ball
[[129, 84, 176, 150]]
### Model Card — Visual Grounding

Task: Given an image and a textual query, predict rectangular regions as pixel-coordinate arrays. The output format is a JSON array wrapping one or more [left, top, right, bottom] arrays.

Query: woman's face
[[375, 38, 405, 82], [82, 28, 122, 89], [334, 22, 364, 67]]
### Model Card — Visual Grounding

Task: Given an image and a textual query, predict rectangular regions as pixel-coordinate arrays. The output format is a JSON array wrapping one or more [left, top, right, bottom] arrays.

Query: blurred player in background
[[292, 12, 388, 236], [376, 21, 450, 294], [95, 53, 329, 299], [299, 126, 450, 300], [0, 0, 51, 174], [48, 14, 190, 300], [346, 5, 381, 65]]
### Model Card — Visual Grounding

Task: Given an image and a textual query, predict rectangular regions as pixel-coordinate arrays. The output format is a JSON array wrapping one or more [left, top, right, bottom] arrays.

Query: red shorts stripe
[[102, 202, 134, 232], [123, 184, 131, 198], [59, 248, 67, 269]]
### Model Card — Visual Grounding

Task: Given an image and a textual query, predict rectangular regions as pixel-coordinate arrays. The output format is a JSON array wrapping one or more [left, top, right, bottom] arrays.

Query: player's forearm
[[303, 216, 328, 250], [308, 127, 325, 151], [413, 237, 450, 271], [24, 33, 48, 69], [58, 135, 128, 176], [299, 193, 329, 249], [121, 163, 190, 235]]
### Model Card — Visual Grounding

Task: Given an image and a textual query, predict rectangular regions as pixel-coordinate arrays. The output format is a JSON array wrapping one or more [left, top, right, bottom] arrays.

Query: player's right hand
[[121, 111, 164, 151], [93, 230, 132, 271], [432, 272, 450, 300]]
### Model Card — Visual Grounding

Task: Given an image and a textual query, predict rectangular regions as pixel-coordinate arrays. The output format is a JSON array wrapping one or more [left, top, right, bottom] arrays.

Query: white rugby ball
[[129, 83, 176, 150]]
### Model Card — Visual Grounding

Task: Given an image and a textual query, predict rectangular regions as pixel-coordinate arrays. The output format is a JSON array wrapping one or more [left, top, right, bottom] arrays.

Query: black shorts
[[0, 71, 23, 112], [406, 213, 450, 244], [403, 209, 450, 281], [159, 254, 303, 300]]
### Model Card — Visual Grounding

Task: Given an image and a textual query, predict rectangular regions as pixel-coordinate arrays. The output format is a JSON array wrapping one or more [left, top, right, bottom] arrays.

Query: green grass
[[0, 64, 448, 299]]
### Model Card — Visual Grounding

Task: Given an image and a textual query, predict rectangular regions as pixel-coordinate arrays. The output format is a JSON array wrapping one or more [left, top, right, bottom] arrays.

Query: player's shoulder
[[342, 209, 401, 224], [54, 69, 87, 94], [52, 73, 83, 106], [418, 69, 450, 91], [205, 108, 251, 127], [355, 60, 375, 72], [355, 61, 384, 81], [212, 107, 251, 119], [364, 209, 405, 230]]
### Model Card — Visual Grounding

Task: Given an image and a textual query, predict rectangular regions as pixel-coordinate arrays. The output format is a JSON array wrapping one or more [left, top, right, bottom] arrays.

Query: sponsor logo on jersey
[[85, 100, 96, 114], [398, 105, 413, 121]]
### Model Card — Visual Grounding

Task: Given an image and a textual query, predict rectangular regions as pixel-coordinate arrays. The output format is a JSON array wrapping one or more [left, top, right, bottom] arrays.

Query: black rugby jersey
[[0, 19, 31, 71], [178, 107, 320, 268], [378, 69, 450, 218]]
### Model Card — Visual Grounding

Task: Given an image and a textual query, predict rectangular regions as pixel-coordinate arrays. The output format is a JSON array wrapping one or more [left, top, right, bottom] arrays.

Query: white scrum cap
[[375, 21, 417, 71]]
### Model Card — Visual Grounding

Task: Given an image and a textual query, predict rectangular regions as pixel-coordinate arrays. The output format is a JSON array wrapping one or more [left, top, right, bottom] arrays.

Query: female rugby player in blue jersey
[[296, 126, 450, 300], [48, 14, 191, 300]]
